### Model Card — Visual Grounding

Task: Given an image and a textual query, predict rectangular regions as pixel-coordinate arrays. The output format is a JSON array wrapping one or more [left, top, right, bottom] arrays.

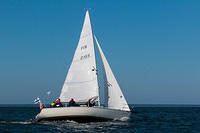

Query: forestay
[[94, 36, 130, 111], [60, 11, 99, 102]]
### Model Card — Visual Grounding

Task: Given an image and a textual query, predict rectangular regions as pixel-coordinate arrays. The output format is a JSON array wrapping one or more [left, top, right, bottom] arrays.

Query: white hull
[[36, 107, 131, 122]]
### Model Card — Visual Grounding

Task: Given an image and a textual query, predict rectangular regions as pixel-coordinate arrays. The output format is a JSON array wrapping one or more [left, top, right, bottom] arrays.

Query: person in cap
[[55, 98, 63, 107]]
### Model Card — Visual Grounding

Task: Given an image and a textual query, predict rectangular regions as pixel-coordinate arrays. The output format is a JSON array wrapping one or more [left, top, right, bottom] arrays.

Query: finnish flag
[[34, 97, 40, 104]]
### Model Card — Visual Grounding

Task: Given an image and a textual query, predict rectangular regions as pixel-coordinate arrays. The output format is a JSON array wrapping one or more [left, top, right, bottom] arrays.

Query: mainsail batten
[[60, 11, 99, 102], [94, 36, 130, 112]]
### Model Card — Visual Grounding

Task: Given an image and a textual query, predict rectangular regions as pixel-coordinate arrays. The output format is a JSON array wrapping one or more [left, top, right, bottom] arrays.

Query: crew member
[[87, 99, 95, 107], [50, 102, 55, 107], [68, 98, 78, 107], [55, 99, 63, 107]]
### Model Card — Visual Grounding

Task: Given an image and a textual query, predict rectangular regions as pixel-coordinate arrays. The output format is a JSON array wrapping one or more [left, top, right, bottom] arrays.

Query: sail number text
[[81, 45, 87, 50], [80, 53, 90, 60]]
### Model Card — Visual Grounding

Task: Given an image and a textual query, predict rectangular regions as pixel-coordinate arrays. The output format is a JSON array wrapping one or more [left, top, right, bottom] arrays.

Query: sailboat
[[36, 11, 131, 122]]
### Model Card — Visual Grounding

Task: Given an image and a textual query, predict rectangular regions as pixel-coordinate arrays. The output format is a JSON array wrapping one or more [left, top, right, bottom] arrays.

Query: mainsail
[[94, 36, 130, 111], [60, 11, 99, 103]]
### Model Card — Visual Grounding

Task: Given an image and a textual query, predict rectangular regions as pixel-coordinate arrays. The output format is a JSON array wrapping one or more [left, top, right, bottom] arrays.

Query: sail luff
[[90, 14, 101, 106], [94, 35, 130, 111], [59, 11, 99, 102], [88, 11, 100, 105]]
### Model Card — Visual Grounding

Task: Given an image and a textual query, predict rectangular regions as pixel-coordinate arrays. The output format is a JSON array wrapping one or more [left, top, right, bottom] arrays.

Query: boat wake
[[0, 119, 33, 125], [113, 116, 130, 122], [38, 119, 78, 125], [0, 118, 78, 125]]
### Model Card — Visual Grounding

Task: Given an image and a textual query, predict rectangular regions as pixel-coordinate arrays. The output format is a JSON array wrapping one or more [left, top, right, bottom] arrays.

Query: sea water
[[0, 104, 200, 133]]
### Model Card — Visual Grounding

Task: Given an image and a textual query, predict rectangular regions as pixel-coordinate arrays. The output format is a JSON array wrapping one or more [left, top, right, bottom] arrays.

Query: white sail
[[60, 11, 99, 103], [94, 36, 130, 111]]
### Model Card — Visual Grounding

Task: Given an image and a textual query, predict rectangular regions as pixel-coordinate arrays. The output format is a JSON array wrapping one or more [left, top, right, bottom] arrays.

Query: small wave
[[0, 120, 33, 125], [9, 121, 32, 124], [0, 118, 34, 125], [38, 119, 78, 125], [113, 117, 130, 121], [64, 119, 78, 124]]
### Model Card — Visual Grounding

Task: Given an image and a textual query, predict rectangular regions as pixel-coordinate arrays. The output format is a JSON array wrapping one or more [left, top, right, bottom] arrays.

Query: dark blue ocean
[[0, 104, 200, 133]]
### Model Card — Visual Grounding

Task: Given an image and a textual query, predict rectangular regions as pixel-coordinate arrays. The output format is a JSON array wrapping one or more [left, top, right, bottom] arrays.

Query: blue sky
[[0, 0, 200, 104]]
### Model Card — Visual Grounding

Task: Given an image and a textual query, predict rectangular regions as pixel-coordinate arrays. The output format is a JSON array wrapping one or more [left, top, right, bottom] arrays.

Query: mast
[[89, 10, 101, 106]]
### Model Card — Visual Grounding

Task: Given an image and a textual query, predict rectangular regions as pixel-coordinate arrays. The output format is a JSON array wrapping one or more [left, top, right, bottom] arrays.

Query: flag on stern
[[34, 97, 40, 104]]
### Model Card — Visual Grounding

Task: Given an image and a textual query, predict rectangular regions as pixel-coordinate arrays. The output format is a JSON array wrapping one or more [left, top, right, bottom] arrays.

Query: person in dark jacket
[[68, 98, 79, 107], [87, 99, 95, 107]]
